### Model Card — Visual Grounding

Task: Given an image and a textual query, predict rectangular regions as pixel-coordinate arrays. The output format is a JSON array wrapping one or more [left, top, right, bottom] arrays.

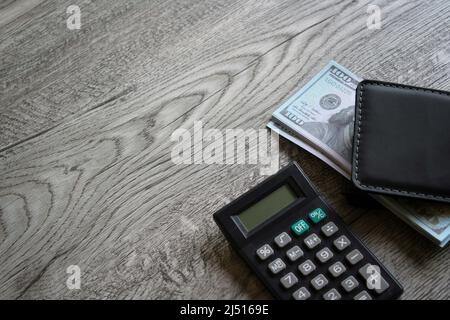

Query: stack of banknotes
[[268, 61, 450, 247]]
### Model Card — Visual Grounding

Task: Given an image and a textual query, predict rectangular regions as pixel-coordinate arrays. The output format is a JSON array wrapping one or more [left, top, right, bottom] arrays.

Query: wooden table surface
[[0, 0, 449, 300]]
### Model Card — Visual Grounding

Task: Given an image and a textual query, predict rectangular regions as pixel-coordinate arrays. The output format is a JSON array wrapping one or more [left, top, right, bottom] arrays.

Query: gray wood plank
[[0, 0, 332, 149], [0, 0, 449, 299]]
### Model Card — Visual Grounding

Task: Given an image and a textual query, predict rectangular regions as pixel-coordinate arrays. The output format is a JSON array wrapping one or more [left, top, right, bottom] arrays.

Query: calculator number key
[[323, 288, 341, 300], [286, 245, 303, 262], [268, 258, 286, 275], [280, 272, 298, 289], [274, 232, 292, 248], [333, 235, 351, 251], [329, 261, 346, 277], [311, 274, 329, 290], [354, 290, 372, 300], [359, 264, 390, 294], [316, 247, 334, 263], [293, 287, 311, 300], [321, 221, 339, 237], [256, 244, 274, 261], [308, 208, 327, 223], [304, 233, 321, 249], [346, 249, 364, 265], [341, 275, 359, 293], [298, 259, 316, 276]]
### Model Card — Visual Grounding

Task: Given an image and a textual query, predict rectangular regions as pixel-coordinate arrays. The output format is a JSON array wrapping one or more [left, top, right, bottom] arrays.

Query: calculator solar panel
[[213, 162, 403, 300]]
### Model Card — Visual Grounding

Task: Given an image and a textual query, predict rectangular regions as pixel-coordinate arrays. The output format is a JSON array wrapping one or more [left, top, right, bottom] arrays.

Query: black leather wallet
[[351, 80, 450, 203]]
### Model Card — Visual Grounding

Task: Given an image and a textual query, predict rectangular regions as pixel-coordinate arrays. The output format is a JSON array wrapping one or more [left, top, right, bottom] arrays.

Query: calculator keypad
[[292, 287, 311, 300], [346, 249, 364, 265], [316, 247, 333, 263], [308, 208, 327, 223], [268, 258, 286, 274], [286, 246, 303, 262], [341, 275, 359, 292], [256, 244, 274, 261], [298, 259, 316, 276], [304, 233, 321, 249], [321, 221, 338, 237], [311, 274, 328, 290], [329, 262, 346, 277], [333, 235, 351, 251], [274, 232, 292, 248], [323, 288, 341, 300], [280, 272, 298, 289], [255, 207, 399, 300]]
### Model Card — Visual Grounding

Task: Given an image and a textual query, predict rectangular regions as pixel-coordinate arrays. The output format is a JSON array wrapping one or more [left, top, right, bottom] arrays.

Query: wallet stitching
[[354, 81, 450, 201]]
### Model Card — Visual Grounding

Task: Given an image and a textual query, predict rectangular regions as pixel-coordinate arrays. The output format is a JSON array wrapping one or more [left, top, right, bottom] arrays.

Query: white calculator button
[[293, 287, 311, 300], [286, 245, 304, 262], [280, 272, 298, 289], [329, 261, 346, 277], [268, 258, 286, 275], [316, 247, 334, 263], [323, 288, 341, 300], [311, 274, 329, 290], [304, 233, 321, 249], [321, 222, 339, 237], [333, 235, 351, 251], [256, 244, 274, 261], [346, 249, 364, 265], [341, 275, 359, 292], [274, 232, 292, 248], [298, 259, 316, 276]]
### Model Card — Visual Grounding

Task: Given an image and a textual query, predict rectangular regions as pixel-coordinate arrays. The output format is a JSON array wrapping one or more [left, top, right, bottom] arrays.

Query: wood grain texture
[[0, 0, 449, 299], [0, 0, 334, 149]]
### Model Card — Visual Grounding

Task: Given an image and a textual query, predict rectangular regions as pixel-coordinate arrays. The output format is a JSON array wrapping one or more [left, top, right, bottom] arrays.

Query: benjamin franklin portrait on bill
[[301, 105, 355, 161]]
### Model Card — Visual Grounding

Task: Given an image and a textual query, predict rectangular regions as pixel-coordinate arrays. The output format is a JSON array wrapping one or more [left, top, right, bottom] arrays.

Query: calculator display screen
[[235, 184, 298, 232]]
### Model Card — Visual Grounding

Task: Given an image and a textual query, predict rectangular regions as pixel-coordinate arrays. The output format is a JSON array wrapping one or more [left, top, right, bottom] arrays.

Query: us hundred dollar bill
[[267, 61, 450, 247]]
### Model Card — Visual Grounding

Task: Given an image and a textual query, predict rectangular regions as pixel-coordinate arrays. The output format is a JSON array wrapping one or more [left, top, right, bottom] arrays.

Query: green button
[[308, 208, 327, 223], [291, 219, 310, 236]]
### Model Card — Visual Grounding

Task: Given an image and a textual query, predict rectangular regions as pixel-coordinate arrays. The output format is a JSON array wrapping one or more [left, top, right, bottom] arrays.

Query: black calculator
[[213, 162, 403, 300]]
